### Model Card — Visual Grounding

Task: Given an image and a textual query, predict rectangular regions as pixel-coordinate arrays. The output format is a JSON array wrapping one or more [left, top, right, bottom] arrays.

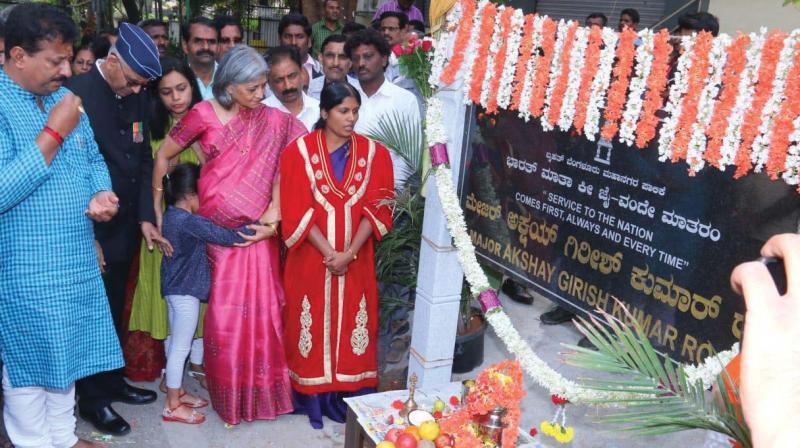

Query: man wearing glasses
[[214, 15, 243, 61], [65, 22, 167, 437]]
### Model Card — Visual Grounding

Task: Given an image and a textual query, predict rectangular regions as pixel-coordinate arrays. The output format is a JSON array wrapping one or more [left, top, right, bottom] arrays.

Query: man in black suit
[[66, 22, 168, 436]]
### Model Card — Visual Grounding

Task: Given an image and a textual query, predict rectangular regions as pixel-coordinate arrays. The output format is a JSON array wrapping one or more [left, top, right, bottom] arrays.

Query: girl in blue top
[[159, 163, 249, 424]]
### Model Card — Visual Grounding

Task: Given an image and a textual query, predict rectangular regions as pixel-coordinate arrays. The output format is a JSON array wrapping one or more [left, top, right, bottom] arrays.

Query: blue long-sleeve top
[[160, 206, 249, 302]]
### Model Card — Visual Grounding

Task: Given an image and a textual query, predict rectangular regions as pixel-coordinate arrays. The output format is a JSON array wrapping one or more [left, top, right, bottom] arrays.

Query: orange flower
[[486, 7, 515, 114], [439, 0, 476, 85], [468, 2, 498, 104], [704, 34, 751, 166], [635, 29, 673, 148], [766, 38, 800, 178], [510, 14, 536, 111], [545, 21, 579, 126], [528, 17, 558, 117], [734, 31, 787, 178], [573, 26, 603, 134], [600, 28, 638, 141], [670, 31, 714, 161]]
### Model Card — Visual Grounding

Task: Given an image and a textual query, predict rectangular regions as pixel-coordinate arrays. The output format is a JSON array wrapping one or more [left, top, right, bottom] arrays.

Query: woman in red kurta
[[280, 81, 394, 428]]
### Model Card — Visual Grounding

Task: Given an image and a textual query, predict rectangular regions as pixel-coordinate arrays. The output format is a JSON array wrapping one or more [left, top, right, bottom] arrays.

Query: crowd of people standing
[[0, 0, 429, 444]]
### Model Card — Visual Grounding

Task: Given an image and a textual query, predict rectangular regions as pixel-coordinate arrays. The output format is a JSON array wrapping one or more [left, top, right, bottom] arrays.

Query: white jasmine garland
[[619, 30, 654, 146], [541, 20, 569, 131], [557, 25, 588, 132], [782, 116, 800, 184], [583, 27, 618, 140], [752, 30, 799, 172], [719, 29, 766, 168], [517, 15, 544, 121], [686, 34, 730, 172], [428, 4, 460, 90], [460, 0, 488, 105], [433, 166, 490, 292], [425, 98, 448, 147], [479, 6, 505, 107], [496, 9, 525, 110], [683, 343, 740, 390], [657, 34, 696, 162]]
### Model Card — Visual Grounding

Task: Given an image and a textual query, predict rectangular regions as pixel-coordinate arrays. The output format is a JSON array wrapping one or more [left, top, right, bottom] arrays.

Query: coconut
[[407, 409, 435, 426]]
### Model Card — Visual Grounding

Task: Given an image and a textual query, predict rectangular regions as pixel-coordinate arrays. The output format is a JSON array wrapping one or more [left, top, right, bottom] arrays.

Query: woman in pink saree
[[151, 46, 306, 424]]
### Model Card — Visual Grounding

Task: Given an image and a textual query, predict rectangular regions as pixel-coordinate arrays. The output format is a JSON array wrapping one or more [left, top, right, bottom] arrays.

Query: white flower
[[658, 34, 696, 161], [557, 25, 588, 132], [428, 4, 460, 90], [541, 20, 568, 131], [425, 97, 448, 147], [686, 34, 730, 172], [496, 9, 525, 110], [719, 29, 766, 168], [619, 30, 654, 146], [683, 343, 740, 389], [516, 15, 544, 121], [783, 116, 800, 184], [479, 6, 505, 107], [583, 27, 618, 140], [460, 0, 488, 105], [752, 30, 799, 172]]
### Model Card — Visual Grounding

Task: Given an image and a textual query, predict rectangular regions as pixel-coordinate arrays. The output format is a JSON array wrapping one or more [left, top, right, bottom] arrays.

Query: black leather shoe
[[577, 336, 598, 351], [501, 280, 534, 305], [540, 305, 576, 325], [79, 405, 131, 436], [112, 383, 157, 405]]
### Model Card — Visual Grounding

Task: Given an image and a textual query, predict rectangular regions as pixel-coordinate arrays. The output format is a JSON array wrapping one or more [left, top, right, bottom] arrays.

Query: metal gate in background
[[246, 0, 292, 54]]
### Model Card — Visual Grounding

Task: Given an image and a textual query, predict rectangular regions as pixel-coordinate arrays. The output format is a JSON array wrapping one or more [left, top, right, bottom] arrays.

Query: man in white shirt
[[262, 46, 320, 132], [378, 11, 424, 114], [278, 13, 322, 83], [308, 34, 358, 100], [345, 28, 421, 191]]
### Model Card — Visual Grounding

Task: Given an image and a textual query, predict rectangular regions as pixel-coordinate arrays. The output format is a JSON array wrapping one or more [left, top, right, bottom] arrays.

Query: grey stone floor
[[67, 290, 708, 448]]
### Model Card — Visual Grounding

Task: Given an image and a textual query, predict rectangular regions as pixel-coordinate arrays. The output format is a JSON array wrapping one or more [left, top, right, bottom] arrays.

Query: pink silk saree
[[170, 101, 306, 424]]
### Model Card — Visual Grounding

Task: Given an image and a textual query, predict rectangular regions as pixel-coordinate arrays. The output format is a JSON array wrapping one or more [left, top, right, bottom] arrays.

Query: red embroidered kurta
[[280, 130, 394, 394]]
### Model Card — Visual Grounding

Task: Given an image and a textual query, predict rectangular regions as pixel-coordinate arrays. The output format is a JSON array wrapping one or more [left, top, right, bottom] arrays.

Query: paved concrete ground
[[67, 291, 708, 448]]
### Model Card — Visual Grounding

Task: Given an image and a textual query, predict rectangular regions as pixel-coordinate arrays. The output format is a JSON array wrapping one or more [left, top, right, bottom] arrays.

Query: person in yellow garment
[[127, 57, 207, 388]]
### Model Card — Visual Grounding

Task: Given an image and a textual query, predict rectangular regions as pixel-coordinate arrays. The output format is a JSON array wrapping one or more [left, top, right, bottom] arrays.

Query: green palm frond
[[363, 110, 425, 174], [564, 302, 751, 447]]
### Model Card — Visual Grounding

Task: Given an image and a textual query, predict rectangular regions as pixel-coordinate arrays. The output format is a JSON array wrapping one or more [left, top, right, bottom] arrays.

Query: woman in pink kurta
[[152, 46, 306, 424]]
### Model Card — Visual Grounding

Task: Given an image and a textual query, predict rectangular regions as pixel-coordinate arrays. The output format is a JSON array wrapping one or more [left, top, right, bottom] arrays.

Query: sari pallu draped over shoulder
[[170, 103, 307, 424]]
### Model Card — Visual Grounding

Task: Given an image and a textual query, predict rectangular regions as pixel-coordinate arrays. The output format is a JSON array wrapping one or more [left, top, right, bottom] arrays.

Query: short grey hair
[[213, 45, 268, 108]]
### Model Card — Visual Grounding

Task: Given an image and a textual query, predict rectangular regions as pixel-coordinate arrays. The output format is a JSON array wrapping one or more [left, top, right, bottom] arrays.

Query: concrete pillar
[[408, 87, 468, 388]]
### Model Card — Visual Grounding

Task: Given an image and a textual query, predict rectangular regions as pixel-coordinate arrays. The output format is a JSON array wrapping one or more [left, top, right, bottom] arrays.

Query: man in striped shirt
[[311, 0, 343, 58]]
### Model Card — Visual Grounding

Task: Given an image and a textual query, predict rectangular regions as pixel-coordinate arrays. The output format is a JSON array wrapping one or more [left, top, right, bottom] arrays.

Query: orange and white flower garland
[[433, 0, 800, 186]]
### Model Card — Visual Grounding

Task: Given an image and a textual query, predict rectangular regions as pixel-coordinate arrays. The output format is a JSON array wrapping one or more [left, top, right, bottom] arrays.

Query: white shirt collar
[[263, 92, 320, 132]]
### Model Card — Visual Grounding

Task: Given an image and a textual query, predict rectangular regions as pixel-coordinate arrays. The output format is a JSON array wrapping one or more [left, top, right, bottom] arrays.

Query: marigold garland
[[439, 360, 525, 448], [509, 14, 536, 111], [545, 21, 579, 128], [468, 2, 498, 104], [670, 31, 715, 162], [527, 16, 558, 117], [572, 26, 603, 134], [704, 34, 752, 167], [767, 37, 800, 178], [734, 30, 787, 178], [599, 28, 638, 141], [619, 29, 655, 146], [634, 29, 673, 149], [485, 7, 515, 113], [439, 0, 476, 85]]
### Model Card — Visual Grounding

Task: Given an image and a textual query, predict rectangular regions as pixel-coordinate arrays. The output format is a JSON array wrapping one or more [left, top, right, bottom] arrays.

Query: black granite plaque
[[458, 105, 800, 363]]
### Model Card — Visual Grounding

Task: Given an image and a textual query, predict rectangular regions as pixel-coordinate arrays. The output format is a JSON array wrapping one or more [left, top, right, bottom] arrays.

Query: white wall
[[709, 0, 800, 34]]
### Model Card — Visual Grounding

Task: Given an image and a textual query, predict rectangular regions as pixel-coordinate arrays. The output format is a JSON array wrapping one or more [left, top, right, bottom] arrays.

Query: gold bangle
[[152, 186, 164, 192], [348, 248, 357, 260]]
